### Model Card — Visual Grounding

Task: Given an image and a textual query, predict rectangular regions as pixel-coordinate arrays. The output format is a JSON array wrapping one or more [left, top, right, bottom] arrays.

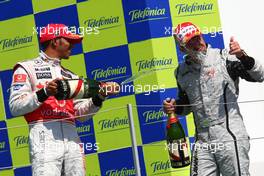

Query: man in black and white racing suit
[[163, 22, 264, 176]]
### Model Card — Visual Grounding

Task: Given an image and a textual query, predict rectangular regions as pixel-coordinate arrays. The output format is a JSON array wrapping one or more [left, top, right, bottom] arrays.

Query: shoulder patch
[[14, 74, 27, 83]]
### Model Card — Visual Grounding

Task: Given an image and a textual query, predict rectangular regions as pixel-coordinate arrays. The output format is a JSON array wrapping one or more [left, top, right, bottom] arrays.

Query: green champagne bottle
[[166, 99, 190, 168], [55, 78, 101, 100], [55, 78, 120, 100]]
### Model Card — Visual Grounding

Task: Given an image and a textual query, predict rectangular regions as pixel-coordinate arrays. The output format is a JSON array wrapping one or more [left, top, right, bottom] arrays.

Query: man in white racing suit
[[163, 22, 264, 176], [9, 23, 113, 176]]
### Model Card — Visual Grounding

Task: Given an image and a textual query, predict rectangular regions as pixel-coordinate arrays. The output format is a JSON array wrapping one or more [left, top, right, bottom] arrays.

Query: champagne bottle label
[[167, 138, 190, 168], [67, 79, 85, 99], [55, 79, 100, 100], [166, 116, 178, 129]]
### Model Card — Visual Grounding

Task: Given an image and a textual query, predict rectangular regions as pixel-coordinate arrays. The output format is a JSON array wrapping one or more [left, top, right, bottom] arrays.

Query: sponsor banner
[[128, 37, 178, 94], [93, 95, 142, 152], [84, 45, 133, 98], [0, 82, 6, 121], [136, 95, 167, 144], [0, 169, 14, 176], [189, 137, 196, 152], [14, 166, 31, 176], [186, 114, 196, 138], [151, 37, 178, 90], [77, 0, 87, 3], [169, 0, 222, 35], [123, 0, 172, 43], [6, 117, 30, 167], [98, 147, 146, 176], [75, 119, 97, 155], [128, 39, 159, 94], [0, 15, 39, 71], [85, 153, 102, 176], [32, 0, 75, 13], [0, 70, 14, 119], [61, 54, 87, 78], [0, 121, 13, 170], [142, 140, 191, 175], [203, 32, 225, 48], [34, 5, 83, 56], [0, 0, 33, 21], [77, 0, 127, 52]]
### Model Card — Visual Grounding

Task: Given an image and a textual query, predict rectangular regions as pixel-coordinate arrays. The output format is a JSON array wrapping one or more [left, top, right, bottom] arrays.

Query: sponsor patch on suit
[[36, 72, 52, 79], [13, 84, 24, 91], [61, 70, 72, 79], [35, 67, 51, 72]]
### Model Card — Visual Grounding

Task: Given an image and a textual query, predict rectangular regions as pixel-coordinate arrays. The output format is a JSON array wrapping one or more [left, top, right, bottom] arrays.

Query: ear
[[51, 39, 57, 48]]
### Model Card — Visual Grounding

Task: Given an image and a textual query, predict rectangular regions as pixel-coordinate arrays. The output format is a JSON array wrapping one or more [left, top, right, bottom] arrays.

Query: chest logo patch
[[36, 72, 52, 79], [205, 68, 216, 78]]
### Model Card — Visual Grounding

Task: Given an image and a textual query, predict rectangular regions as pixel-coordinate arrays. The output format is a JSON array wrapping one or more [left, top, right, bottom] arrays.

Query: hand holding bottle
[[165, 97, 190, 168], [163, 97, 176, 114]]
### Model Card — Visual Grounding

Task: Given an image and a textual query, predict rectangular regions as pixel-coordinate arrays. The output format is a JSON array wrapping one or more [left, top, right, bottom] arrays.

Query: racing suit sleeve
[[9, 66, 48, 117], [223, 49, 264, 82], [175, 68, 192, 116], [74, 94, 104, 122]]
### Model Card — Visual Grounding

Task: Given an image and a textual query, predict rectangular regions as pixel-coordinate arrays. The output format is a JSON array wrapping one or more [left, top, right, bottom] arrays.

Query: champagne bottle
[[55, 78, 101, 100], [166, 98, 190, 168]]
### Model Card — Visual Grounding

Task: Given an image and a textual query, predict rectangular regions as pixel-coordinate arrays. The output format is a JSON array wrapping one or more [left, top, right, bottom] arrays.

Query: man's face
[[53, 38, 73, 59], [185, 35, 206, 52]]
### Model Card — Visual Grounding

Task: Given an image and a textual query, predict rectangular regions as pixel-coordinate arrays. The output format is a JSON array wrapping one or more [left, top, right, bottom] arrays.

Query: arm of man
[[225, 37, 264, 82], [74, 94, 105, 122], [9, 66, 48, 117], [225, 54, 264, 82]]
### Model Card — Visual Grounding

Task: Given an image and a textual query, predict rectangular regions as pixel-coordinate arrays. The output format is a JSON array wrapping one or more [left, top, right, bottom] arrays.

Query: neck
[[44, 48, 60, 60]]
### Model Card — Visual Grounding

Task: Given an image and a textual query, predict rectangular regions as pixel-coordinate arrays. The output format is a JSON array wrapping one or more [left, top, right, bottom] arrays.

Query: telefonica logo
[[84, 16, 120, 28], [91, 66, 127, 80], [14, 135, 28, 148], [129, 7, 166, 23], [98, 117, 128, 131], [136, 58, 172, 72], [0, 35, 33, 51], [77, 125, 91, 134], [175, 2, 214, 15], [0, 141, 5, 150], [143, 108, 166, 123], [105, 167, 136, 176], [151, 160, 171, 173]]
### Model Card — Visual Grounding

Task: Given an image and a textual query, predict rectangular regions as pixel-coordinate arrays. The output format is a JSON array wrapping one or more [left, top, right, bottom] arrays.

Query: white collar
[[39, 50, 61, 66]]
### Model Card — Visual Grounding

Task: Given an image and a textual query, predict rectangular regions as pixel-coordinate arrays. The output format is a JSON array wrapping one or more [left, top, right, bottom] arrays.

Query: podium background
[[0, 0, 224, 175]]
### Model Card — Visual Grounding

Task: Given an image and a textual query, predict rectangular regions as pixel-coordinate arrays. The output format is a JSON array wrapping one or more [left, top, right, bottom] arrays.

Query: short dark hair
[[40, 40, 51, 51]]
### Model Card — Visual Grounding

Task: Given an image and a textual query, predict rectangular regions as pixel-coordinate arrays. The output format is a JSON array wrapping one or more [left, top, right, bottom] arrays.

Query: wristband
[[36, 88, 49, 102], [92, 94, 105, 107]]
